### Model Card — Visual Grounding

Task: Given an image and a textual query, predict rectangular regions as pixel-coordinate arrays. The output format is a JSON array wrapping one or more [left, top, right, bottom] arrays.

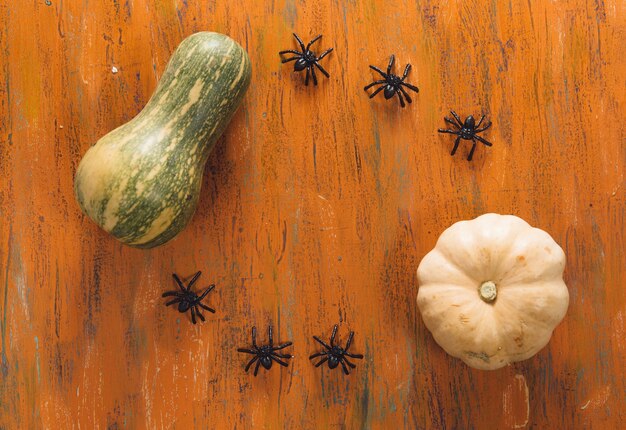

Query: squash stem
[[479, 281, 497, 303]]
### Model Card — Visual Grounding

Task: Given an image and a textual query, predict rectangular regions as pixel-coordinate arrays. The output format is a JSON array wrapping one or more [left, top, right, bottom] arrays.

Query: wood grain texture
[[0, 0, 624, 428]]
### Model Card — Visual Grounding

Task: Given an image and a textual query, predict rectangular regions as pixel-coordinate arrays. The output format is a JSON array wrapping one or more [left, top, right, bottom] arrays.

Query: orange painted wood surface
[[1, 0, 625, 428]]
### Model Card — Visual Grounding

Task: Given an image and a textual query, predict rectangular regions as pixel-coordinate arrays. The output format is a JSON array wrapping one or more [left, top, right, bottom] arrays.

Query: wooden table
[[1, 0, 624, 428]]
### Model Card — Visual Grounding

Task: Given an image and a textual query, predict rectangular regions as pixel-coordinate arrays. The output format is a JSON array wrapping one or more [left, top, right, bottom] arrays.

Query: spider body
[[438, 111, 493, 161], [325, 346, 346, 370], [364, 55, 419, 108], [238, 326, 293, 376], [293, 51, 316, 72], [162, 271, 215, 324], [310, 324, 364, 375], [279, 33, 333, 86]]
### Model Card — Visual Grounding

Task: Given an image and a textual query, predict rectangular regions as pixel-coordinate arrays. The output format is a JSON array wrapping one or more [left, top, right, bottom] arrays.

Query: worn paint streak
[[1, 227, 11, 378], [503, 374, 530, 428], [0, 0, 625, 429]]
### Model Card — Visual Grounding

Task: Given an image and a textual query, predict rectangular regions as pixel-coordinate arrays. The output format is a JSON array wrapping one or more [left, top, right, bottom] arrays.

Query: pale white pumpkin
[[416, 213, 569, 370]]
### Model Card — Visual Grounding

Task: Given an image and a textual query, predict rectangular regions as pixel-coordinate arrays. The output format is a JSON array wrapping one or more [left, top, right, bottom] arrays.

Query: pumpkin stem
[[479, 281, 497, 303]]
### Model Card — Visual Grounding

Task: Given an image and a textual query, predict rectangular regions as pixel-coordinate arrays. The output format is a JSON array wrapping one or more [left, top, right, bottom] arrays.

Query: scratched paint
[[0, 0, 625, 428]]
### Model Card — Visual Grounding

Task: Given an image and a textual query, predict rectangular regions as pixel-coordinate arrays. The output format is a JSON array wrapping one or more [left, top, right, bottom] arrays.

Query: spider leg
[[369, 65, 388, 78], [344, 357, 357, 367], [344, 352, 364, 359], [165, 298, 182, 306], [317, 47, 333, 60], [280, 56, 301, 63], [270, 351, 293, 359], [237, 348, 257, 354], [293, 33, 306, 52], [339, 358, 351, 375], [401, 81, 419, 93], [311, 66, 319, 86], [305, 68, 310, 86], [401, 63, 411, 80], [399, 86, 413, 104], [387, 54, 395, 75], [364, 80, 386, 91], [475, 122, 493, 133], [396, 90, 406, 108], [172, 274, 186, 292], [309, 351, 328, 359], [467, 140, 478, 161], [253, 358, 262, 376], [270, 356, 290, 367], [306, 34, 323, 51], [368, 85, 385, 99], [190, 307, 197, 324], [161, 291, 180, 298], [474, 115, 485, 128], [194, 306, 205, 322], [198, 303, 215, 313], [271, 341, 293, 351], [345, 331, 355, 350], [244, 356, 258, 372], [313, 336, 332, 350], [314, 356, 329, 368], [474, 135, 493, 146], [438, 129, 460, 135], [450, 111, 464, 128], [189, 271, 202, 290], [278, 49, 303, 56], [451, 136, 461, 156], [314, 62, 330, 78], [444, 117, 460, 129], [197, 284, 215, 301], [330, 325, 339, 347]]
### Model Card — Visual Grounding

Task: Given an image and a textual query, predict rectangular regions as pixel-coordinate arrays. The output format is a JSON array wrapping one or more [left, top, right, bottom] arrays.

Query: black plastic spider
[[364, 55, 419, 108], [309, 324, 364, 375], [162, 271, 215, 324], [279, 33, 333, 86], [438, 111, 493, 161], [237, 326, 293, 376]]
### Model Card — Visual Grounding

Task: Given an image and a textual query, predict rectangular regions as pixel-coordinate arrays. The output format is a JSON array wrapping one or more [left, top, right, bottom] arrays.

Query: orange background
[[1, 0, 625, 428]]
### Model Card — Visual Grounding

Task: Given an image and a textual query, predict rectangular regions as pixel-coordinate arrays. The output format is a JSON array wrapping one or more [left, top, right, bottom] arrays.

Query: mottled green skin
[[74, 32, 251, 248]]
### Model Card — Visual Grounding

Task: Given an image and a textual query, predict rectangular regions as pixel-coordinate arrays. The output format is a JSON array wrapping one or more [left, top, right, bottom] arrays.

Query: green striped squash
[[74, 32, 251, 248]]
